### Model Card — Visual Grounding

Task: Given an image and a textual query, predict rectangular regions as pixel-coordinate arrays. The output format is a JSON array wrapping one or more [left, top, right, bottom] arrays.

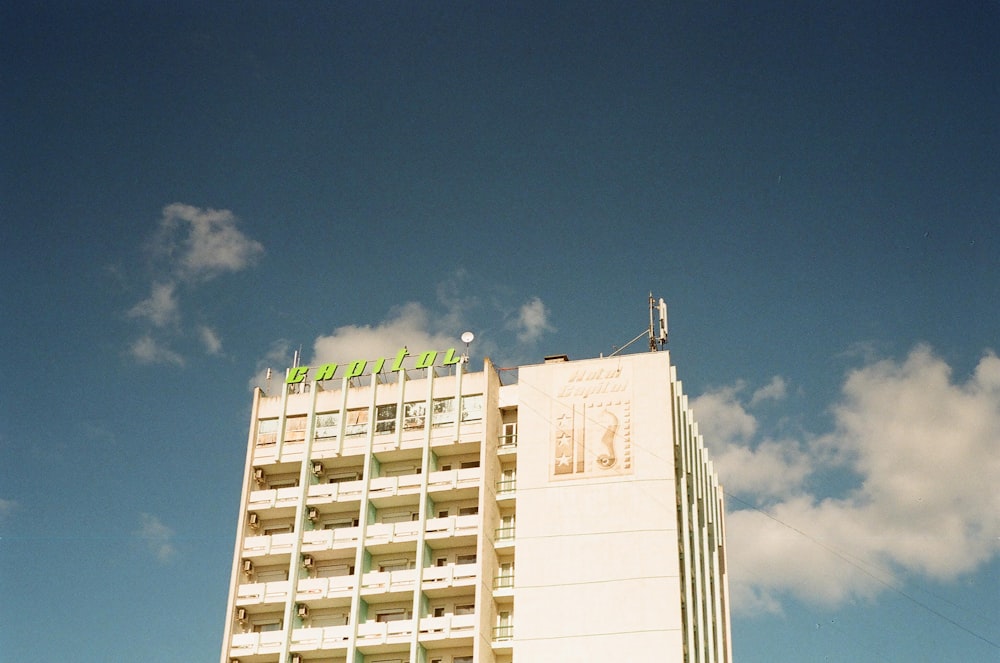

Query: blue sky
[[1, 2, 998, 661]]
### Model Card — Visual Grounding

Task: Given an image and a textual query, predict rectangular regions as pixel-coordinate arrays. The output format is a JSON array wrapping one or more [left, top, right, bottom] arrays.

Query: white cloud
[[125, 203, 263, 365], [136, 513, 176, 563], [707, 346, 1000, 613], [512, 296, 555, 343], [312, 302, 461, 366], [127, 282, 180, 327], [129, 335, 184, 366], [0, 498, 17, 523], [198, 325, 222, 355], [750, 376, 787, 405], [159, 203, 264, 282]]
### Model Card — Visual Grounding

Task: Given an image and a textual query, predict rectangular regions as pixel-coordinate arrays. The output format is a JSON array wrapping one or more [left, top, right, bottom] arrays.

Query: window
[[458, 506, 478, 516], [322, 517, 359, 530], [456, 553, 477, 565], [375, 404, 397, 434], [461, 394, 483, 421], [459, 460, 480, 469], [435, 557, 448, 567], [252, 618, 282, 632], [327, 471, 360, 484], [455, 657, 474, 663], [378, 559, 412, 572], [433, 607, 445, 618], [403, 401, 426, 430], [263, 523, 293, 535], [255, 568, 288, 583], [375, 608, 410, 622], [314, 412, 340, 439], [431, 397, 455, 426], [256, 418, 278, 446], [454, 604, 475, 615], [438, 510, 449, 518], [344, 408, 369, 436], [315, 563, 354, 578], [381, 511, 418, 524], [284, 415, 307, 442]]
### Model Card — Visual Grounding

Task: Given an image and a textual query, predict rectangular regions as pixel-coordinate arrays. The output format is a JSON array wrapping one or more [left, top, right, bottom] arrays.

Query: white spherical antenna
[[461, 331, 475, 344]]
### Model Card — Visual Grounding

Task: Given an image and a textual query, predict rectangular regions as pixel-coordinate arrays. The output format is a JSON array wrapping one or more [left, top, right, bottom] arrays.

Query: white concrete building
[[220, 348, 732, 663]]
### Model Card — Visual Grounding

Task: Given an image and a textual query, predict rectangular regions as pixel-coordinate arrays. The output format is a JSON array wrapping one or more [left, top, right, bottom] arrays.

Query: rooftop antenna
[[610, 293, 669, 356]]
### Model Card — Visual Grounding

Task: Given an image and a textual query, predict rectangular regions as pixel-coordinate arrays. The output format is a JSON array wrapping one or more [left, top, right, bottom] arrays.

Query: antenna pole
[[648, 293, 656, 351]]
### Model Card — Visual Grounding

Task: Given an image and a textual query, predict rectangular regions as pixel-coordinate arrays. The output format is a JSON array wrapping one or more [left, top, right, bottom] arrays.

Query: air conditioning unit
[[242, 559, 254, 575], [253, 467, 266, 484], [312, 461, 324, 476], [236, 607, 248, 623], [302, 555, 314, 568], [248, 513, 260, 529], [297, 603, 309, 618], [307, 507, 319, 521]]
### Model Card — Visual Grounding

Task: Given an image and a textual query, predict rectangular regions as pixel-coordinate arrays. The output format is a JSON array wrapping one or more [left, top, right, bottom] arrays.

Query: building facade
[[220, 349, 732, 663]]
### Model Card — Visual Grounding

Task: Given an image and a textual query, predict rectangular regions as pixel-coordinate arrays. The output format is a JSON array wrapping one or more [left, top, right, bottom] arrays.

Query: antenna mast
[[610, 293, 669, 356]]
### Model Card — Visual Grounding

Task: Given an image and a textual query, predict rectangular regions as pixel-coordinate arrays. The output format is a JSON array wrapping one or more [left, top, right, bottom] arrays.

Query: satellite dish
[[461, 331, 475, 344]]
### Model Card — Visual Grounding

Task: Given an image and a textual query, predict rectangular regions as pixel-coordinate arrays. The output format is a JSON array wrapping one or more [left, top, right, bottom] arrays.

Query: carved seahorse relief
[[595, 409, 619, 468]]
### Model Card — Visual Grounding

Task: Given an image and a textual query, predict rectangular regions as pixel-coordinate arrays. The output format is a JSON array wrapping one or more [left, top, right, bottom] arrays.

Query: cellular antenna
[[610, 293, 669, 356]]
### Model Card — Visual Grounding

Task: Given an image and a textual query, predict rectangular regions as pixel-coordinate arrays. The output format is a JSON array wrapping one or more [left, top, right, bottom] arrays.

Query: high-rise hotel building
[[220, 347, 732, 663]]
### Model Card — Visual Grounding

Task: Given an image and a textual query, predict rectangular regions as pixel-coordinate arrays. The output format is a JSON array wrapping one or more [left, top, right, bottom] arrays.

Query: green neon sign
[[285, 347, 462, 384]]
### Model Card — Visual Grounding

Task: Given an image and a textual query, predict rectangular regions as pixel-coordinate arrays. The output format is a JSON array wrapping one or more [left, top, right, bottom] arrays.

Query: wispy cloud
[[125, 203, 262, 365], [127, 282, 180, 328], [0, 498, 17, 523], [512, 296, 555, 343], [198, 325, 223, 355], [136, 513, 176, 563], [157, 203, 264, 282], [129, 335, 185, 366], [694, 346, 1000, 613]]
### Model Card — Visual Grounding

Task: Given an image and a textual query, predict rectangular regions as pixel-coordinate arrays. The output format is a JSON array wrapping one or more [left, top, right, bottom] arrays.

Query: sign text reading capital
[[285, 347, 461, 384]]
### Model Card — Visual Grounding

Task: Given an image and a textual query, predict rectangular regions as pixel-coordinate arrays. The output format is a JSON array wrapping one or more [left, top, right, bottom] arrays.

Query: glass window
[[284, 415, 307, 442], [403, 401, 426, 430], [344, 408, 369, 436], [454, 604, 475, 615], [431, 397, 455, 426], [375, 404, 397, 434], [314, 412, 340, 439], [461, 395, 483, 421], [256, 419, 278, 446]]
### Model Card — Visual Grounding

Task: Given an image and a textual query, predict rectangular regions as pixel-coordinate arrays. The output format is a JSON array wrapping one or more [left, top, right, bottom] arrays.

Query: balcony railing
[[495, 526, 515, 541], [493, 574, 514, 590], [496, 479, 516, 494], [498, 435, 517, 452], [493, 624, 514, 641]]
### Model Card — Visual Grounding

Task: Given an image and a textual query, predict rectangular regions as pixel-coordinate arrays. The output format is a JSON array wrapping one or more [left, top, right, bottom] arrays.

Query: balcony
[[307, 479, 365, 504], [296, 575, 356, 602], [236, 580, 291, 606], [230, 630, 284, 656], [248, 486, 301, 513], [417, 613, 477, 644], [355, 618, 414, 648], [494, 526, 515, 546], [367, 474, 423, 502], [290, 624, 352, 652], [428, 466, 481, 490], [421, 562, 478, 594], [360, 568, 418, 597], [493, 624, 514, 641], [424, 515, 479, 544], [243, 532, 297, 559], [495, 479, 516, 499], [301, 527, 362, 553], [492, 574, 514, 591], [365, 520, 420, 549]]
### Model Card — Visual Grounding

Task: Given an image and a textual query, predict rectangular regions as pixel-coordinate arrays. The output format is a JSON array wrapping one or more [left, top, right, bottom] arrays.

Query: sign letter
[[286, 366, 309, 384], [314, 363, 338, 381]]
